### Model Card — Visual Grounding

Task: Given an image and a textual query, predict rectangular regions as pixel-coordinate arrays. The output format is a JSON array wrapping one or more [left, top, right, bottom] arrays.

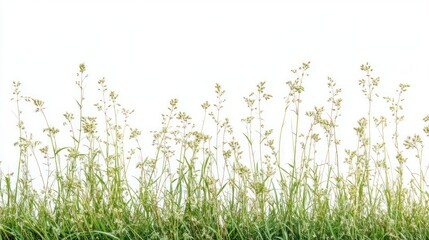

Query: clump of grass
[[1, 62, 429, 239]]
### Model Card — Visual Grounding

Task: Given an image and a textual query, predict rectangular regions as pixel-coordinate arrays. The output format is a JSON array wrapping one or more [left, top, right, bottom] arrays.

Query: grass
[[1, 62, 429, 239]]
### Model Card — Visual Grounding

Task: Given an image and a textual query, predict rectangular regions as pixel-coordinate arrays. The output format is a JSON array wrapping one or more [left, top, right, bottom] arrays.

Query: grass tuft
[[1, 62, 429, 239]]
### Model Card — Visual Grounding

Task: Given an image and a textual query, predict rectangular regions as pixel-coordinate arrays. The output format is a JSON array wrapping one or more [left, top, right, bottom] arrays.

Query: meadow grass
[[1, 63, 429, 239]]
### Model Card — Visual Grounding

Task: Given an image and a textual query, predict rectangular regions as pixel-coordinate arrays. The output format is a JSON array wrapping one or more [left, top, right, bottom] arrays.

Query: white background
[[1, 0, 429, 176]]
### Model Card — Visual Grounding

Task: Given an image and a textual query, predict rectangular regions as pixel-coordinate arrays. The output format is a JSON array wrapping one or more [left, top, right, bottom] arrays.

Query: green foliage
[[1, 62, 429, 239]]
